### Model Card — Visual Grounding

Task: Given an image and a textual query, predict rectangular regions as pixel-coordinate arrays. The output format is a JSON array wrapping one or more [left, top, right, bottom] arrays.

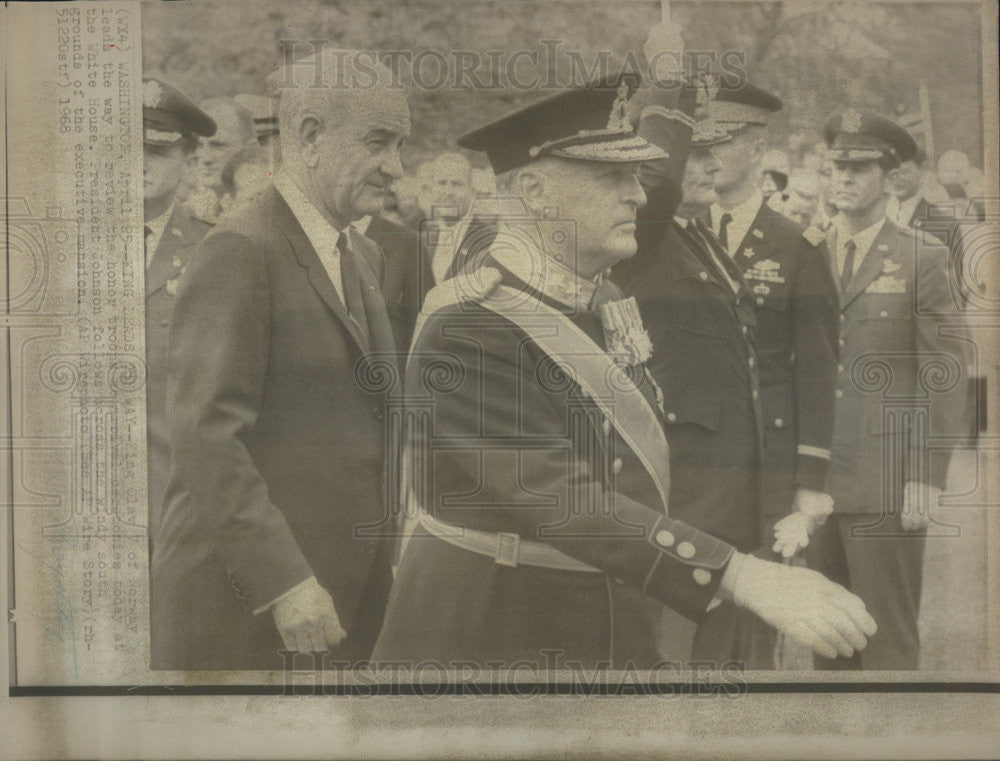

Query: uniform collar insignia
[[742, 247, 755, 258], [752, 228, 764, 239], [489, 227, 596, 312]]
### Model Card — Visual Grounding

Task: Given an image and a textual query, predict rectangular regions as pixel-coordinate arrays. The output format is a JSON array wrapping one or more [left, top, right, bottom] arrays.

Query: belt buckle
[[495, 532, 520, 567]]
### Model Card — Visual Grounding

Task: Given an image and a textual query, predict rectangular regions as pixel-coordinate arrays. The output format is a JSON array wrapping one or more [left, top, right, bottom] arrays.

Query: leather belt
[[417, 511, 602, 573]]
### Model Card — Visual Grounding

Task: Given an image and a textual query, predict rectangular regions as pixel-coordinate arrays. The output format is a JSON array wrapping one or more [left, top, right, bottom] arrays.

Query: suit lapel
[[842, 220, 893, 308], [269, 187, 371, 354]]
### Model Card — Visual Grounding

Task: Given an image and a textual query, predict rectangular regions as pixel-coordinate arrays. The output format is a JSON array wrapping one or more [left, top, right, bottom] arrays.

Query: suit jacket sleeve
[[915, 238, 971, 488], [166, 230, 314, 611], [791, 237, 839, 491]]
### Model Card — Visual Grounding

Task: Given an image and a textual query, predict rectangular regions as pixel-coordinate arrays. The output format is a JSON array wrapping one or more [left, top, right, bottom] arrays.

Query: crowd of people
[[141, 21, 983, 674]]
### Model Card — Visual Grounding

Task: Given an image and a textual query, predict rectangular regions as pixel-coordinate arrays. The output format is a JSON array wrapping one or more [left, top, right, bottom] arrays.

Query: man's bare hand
[[272, 578, 346, 654], [901, 481, 941, 532], [732, 554, 877, 660]]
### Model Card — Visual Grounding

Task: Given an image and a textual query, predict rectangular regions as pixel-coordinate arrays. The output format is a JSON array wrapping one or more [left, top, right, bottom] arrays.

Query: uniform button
[[752, 389, 759, 400], [838, 338, 845, 348], [774, 418, 783, 428], [840, 314, 845, 323], [838, 364, 844, 373], [655, 530, 675, 548], [612, 458, 623, 474], [373, 407, 385, 421], [748, 357, 755, 368], [880, 310, 889, 318], [836, 389, 844, 399], [365, 543, 376, 555], [602, 419, 611, 436], [742, 325, 748, 335], [666, 412, 677, 422], [677, 541, 696, 559], [693, 568, 712, 586], [756, 297, 765, 306], [699, 271, 709, 281]]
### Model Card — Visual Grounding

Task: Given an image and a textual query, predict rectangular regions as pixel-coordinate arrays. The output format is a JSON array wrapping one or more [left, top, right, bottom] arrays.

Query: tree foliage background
[[143, 0, 985, 171]]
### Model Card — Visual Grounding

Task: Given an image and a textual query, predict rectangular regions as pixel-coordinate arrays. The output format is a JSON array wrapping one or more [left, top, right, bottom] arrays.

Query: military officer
[[706, 87, 840, 555], [142, 77, 216, 548], [372, 51, 876, 670], [808, 110, 971, 669], [615, 53, 768, 663], [704, 82, 840, 668]]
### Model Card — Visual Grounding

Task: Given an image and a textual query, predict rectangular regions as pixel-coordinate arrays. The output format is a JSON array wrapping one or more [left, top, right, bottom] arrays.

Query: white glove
[[901, 481, 942, 532], [643, 22, 685, 83], [727, 553, 877, 660], [771, 488, 834, 558], [272, 577, 346, 654]]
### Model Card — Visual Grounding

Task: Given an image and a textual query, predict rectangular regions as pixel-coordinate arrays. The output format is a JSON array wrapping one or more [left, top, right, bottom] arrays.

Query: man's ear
[[297, 115, 323, 169]]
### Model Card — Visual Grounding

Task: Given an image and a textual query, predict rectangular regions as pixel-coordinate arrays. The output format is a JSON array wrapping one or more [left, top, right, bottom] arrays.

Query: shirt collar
[[488, 224, 598, 311], [144, 203, 174, 267], [711, 190, 763, 252], [274, 170, 342, 255], [833, 214, 886, 259]]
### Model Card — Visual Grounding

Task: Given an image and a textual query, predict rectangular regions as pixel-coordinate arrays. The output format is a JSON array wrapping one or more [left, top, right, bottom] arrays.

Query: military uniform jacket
[[712, 200, 839, 516], [145, 204, 212, 547], [828, 217, 970, 514], [615, 217, 763, 551], [151, 186, 397, 669], [372, 234, 736, 669]]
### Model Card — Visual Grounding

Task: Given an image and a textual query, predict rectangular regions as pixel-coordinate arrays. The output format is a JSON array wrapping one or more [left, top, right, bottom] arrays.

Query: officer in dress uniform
[[808, 109, 971, 669], [614, 49, 766, 663], [142, 77, 216, 549], [372, 36, 877, 671], [704, 83, 840, 667]]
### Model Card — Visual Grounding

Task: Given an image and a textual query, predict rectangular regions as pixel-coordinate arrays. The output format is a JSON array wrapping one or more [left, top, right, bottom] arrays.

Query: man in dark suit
[[142, 77, 217, 549], [705, 83, 840, 667], [361, 213, 423, 351], [808, 110, 971, 669], [151, 50, 409, 669], [614, 65, 765, 664], [374, 27, 877, 671]]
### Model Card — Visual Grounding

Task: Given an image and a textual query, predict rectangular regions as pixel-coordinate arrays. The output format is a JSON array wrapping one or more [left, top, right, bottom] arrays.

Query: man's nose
[[382, 149, 405, 181], [624, 173, 647, 208]]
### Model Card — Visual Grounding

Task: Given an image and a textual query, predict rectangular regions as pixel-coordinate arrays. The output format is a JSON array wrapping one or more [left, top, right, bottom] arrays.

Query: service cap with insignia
[[702, 80, 783, 131], [234, 93, 279, 141], [143, 77, 216, 146], [457, 71, 667, 174], [822, 109, 917, 166]]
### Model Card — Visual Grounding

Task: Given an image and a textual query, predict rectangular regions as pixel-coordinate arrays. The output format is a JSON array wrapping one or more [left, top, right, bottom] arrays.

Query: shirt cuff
[[252, 575, 317, 616]]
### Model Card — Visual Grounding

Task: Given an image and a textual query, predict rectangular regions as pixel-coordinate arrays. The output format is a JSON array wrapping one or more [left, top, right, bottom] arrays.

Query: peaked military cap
[[690, 116, 732, 148], [822, 109, 918, 165], [143, 77, 216, 146], [457, 71, 667, 173], [703, 81, 782, 129]]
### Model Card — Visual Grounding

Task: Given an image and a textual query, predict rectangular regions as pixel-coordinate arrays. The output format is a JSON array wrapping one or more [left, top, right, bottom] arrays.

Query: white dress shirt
[[274, 171, 345, 303], [710, 191, 764, 257], [831, 215, 886, 282]]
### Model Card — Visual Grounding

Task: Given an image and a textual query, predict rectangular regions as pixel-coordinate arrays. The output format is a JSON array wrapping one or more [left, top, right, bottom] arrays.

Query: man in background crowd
[[186, 96, 261, 221], [141, 77, 217, 549]]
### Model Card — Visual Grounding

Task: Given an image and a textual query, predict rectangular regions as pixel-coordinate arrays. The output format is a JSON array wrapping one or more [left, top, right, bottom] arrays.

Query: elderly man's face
[[313, 91, 410, 227], [541, 159, 646, 277], [678, 147, 722, 216]]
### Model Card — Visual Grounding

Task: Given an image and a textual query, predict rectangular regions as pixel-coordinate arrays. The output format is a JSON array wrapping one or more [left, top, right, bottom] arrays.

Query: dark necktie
[[693, 218, 741, 293], [718, 212, 733, 252], [841, 239, 857, 293], [337, 234, 370, 346]]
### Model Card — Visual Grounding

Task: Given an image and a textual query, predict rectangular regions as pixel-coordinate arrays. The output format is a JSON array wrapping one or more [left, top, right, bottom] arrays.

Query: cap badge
[[694, 72, 720, 106], [143, 80, 164, 109], [842, 108, 863, 134], [605, 81, 632, 132]]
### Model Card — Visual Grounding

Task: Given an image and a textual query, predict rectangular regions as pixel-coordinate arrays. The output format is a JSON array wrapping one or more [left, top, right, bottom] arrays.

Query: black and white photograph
[[1, 0, 998, 757]]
